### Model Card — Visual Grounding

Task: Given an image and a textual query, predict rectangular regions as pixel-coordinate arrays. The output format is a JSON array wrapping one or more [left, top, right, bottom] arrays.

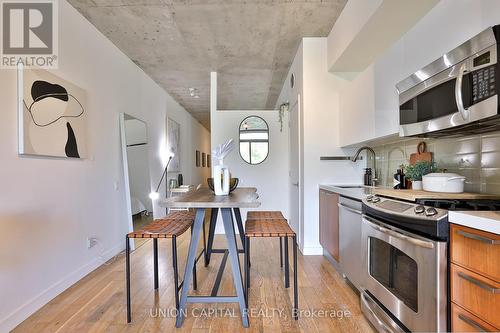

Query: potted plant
[[405, 161, 435, 190]]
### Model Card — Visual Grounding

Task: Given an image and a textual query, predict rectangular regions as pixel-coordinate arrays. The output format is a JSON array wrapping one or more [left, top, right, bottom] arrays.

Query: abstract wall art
[[19, 68, 87, 158], [167, 117, 180, 172], [196, 150, 200, 167]]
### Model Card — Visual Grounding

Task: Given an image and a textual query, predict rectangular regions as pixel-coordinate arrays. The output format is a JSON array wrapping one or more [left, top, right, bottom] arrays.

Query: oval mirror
[[239, 116, 269, 165]]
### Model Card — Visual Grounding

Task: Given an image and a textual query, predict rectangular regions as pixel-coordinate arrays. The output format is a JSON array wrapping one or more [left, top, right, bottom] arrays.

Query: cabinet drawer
[[451, 264, 500, 328], [451, 224, 500, 281], [452, 303, 499, 332]]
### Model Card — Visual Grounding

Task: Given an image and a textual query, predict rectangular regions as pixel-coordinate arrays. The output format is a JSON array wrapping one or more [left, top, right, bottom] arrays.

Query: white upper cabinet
[[338, 66, 375, 147], [336, 0, 500, 147]]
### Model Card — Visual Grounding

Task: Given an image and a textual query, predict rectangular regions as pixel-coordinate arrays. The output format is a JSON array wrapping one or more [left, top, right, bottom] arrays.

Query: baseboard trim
[[301, 246, 323, 255], [0, 243, 123, 332]]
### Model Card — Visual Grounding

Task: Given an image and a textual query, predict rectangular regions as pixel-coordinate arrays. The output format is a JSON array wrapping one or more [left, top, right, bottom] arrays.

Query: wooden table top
[[159, 187, 261, 208]]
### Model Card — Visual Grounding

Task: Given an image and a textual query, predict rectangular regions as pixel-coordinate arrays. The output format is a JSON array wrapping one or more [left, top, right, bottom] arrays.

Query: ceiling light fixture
[[188, 87, 199, 98]]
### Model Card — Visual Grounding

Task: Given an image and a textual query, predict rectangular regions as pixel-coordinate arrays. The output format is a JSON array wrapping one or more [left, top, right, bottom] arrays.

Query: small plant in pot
[[405, 161, 435, 190]]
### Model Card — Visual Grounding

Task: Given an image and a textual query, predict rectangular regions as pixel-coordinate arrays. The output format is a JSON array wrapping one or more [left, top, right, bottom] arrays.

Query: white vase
[[412, 180, 423, 190], [213, 160, 230, 195]]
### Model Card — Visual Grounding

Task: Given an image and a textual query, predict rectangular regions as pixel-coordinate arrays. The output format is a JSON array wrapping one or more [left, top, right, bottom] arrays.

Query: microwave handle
[[455, 63, 470, 121]]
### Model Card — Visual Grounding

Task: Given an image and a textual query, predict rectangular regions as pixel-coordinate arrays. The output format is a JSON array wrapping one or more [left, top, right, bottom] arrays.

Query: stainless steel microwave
[[397, 25, 500, 137]]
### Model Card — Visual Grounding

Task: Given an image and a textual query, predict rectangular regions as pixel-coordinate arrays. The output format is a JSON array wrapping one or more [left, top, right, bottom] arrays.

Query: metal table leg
[[175, 208, 205, 328], [205, 208, 218, 266], [221, 208, 249, 327], [233, 207, 246, 247]]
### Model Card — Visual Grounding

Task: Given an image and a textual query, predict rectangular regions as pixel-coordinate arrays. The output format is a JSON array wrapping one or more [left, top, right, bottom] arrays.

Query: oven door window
[[369, 237, 418, 312], [400, 74, 472, 125]]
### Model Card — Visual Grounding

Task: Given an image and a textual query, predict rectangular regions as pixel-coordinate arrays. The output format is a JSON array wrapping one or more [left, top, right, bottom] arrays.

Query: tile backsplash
[[369, 131, 500, 194]]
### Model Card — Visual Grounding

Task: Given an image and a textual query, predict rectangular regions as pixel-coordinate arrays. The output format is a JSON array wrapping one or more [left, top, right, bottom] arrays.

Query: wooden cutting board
[[409, 141, 433, 165], [373, 188, 500, 202]]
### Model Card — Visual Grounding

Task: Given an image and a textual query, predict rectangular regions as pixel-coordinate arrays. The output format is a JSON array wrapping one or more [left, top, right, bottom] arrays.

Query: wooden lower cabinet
[[319, 189, 339, 261], [450, 224, 500, 332], [452, 303, 498, 332], [451, 223, 500, 281]]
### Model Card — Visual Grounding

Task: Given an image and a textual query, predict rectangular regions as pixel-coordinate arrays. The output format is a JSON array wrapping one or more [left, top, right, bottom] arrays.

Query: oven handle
[[455, 62, 470, 121], [363, 216, 435, 249], [360, 292, 395, 333]]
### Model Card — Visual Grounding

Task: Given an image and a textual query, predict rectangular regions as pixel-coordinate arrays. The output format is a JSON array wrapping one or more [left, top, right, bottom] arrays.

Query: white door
[[288, 95, 301, 246]]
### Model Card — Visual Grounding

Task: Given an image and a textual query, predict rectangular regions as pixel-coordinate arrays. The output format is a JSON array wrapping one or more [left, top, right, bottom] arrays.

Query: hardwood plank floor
[[13, 233, 374, 333]]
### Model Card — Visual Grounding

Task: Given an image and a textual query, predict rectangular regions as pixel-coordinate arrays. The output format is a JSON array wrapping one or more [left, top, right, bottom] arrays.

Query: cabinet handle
[[457, 271, 500, 294], [457, 314, 489, 332], [457, 230, 500, 245], [338, 203, 362, 215]]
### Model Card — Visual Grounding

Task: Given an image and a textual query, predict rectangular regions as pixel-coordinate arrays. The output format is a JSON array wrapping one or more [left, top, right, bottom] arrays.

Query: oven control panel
[[364, 195, 448, 221], [471, 65, 496, 104]]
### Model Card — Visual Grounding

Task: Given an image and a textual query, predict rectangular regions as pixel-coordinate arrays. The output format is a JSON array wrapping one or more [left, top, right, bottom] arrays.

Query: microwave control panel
[[471, 65, 496, 104]]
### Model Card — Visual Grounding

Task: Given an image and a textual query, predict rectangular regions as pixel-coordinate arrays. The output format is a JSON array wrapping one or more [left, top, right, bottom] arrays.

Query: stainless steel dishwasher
[[338, 196, 363, 291]]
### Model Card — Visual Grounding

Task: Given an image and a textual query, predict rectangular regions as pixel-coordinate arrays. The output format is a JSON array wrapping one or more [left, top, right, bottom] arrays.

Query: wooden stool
[[247, 211, 285, 220], [246, 211, 286, 268], [244, 218, 298, 320], [125, 211, 205, 323]]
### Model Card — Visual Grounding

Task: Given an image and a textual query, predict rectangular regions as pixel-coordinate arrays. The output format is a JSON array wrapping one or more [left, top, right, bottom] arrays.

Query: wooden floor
[[13, 233, 374, 333]]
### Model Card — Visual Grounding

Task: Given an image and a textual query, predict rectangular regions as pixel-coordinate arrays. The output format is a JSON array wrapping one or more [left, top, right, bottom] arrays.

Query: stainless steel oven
[[360, 196, 448, 333], [397, 25, 500, 137]]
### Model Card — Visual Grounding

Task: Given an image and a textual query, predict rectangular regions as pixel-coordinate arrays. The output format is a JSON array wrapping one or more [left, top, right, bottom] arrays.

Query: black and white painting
[[19, 68, 87, 158], [167, 117, 180, 172]]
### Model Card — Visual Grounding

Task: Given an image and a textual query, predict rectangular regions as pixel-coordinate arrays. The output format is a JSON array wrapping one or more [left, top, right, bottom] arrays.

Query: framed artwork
[[202, 152, 206, 167], [19, 68, 87, 158], [167, 117, 180, 172], [196, 150, 200, 167], [207, 154, 211, 168]]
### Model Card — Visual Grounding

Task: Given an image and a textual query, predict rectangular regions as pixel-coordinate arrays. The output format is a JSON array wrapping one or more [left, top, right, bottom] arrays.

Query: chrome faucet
[[351, 146, 378, 186]]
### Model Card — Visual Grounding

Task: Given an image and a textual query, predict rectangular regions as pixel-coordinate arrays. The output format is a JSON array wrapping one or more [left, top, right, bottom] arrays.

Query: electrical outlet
[[87, 237, 98, 249]]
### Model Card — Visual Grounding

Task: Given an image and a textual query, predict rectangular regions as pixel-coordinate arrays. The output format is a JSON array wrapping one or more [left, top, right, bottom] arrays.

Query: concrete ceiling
[[69, 0, 347, 129]]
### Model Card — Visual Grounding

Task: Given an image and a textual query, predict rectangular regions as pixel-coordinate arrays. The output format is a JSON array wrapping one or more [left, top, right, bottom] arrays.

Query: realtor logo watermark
[[1, 0, 58, 68]]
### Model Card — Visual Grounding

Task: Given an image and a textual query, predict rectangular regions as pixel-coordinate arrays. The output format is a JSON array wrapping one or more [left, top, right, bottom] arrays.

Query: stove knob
[[425, 207, 438, 216], [366, 195, 373, 202], [371, 196, 381, 203], [415, 205, 425, 214]]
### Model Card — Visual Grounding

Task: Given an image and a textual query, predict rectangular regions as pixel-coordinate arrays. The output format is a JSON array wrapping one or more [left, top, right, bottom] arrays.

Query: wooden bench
[[125, 210, 205, 323], [244, 215, 298, 320]]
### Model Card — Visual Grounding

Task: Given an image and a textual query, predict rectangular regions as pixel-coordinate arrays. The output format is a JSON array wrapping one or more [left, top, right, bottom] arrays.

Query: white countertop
[[319, 184, 375, 201], [449, 211, 500, 235]]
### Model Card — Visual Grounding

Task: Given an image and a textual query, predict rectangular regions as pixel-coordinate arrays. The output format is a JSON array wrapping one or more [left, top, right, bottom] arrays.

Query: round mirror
[[239, 116, 269, 165]]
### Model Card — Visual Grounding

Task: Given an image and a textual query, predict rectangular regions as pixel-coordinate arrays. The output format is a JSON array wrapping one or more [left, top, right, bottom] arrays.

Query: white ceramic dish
[[422, 173, 466, 193]]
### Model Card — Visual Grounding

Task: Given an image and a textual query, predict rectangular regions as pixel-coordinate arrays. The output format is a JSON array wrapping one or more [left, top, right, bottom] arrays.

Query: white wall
[[0, 1, 209, 331], [337, 0, 500, 146], [275, 38, 364, 254], [210, 109, 289, 233]]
